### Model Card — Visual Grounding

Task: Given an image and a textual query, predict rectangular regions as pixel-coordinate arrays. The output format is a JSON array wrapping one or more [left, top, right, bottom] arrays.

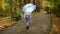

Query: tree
[[49, 0, 60, 17], [35, 0, 40, 12]]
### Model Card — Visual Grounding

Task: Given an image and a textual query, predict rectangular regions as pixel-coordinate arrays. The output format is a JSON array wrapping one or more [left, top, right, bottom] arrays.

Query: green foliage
[[5, 5, 10, 10], [48, 0, 60, 17], [4, 0, 12, 3], [51, 4, 60, 17], [0, 6, 6, 17]]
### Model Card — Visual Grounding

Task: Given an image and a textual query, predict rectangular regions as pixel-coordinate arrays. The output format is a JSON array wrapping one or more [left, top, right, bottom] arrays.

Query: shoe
[[26, 26, 29, 30]]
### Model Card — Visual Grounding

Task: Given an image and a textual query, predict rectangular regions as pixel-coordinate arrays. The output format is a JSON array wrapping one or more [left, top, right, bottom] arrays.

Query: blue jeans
[[25, 15, 30, 26]]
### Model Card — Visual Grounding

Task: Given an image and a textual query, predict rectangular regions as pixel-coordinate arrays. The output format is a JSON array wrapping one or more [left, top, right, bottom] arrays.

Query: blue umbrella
[[22, 3, 36, 12]]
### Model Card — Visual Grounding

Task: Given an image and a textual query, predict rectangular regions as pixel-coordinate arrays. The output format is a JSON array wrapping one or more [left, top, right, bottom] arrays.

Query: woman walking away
[[22, 3, 36, 30], [24, 12, 31, 30]]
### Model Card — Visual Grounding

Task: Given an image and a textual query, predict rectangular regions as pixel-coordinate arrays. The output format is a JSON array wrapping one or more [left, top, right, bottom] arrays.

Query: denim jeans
[[25, 15, 30, 26]]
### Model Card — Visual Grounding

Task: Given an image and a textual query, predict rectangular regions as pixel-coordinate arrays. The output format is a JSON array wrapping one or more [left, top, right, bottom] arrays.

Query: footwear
[[26, 26, 29, 30]]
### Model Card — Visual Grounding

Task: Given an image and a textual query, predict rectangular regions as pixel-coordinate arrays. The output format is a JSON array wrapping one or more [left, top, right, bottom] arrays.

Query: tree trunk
[[24, 0, 26, 5], [19, 0, 21, 8], [35, 0, 40, 12]]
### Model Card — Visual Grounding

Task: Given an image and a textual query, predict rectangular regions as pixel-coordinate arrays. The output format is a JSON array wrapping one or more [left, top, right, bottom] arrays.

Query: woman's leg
[[25, 15, 30, 30]]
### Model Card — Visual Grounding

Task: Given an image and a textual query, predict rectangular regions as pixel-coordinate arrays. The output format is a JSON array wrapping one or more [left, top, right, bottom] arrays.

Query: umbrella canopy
[[22, 3, 36, 12]]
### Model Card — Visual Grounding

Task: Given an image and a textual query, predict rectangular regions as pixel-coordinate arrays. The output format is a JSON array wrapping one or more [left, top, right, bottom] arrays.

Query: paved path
[[0, 12, 51, 34]]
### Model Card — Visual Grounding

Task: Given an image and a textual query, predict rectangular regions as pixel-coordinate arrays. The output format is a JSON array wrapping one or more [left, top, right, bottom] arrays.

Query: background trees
[[44, 0, 60, 17], [49, 0, 60, 17], [0, 0, 42, 17], [1, 0, 60, 17]]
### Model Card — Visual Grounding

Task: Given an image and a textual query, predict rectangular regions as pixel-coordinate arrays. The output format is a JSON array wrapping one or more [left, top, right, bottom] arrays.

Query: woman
[[24, 12, 31, 30], [23, 3, 36, 30]]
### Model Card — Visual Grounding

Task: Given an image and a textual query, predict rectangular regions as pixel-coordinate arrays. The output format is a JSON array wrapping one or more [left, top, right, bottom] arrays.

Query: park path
[[0, 11, 51, 34]]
